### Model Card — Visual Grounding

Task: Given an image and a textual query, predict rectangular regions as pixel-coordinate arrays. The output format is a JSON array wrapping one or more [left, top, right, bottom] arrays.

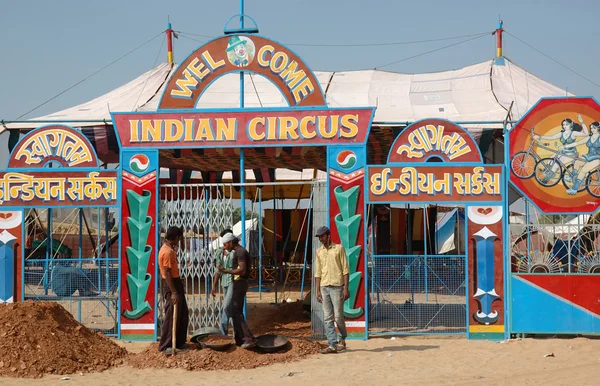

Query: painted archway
[[158, 35, 326, 109], [112, 31, 375, 341]]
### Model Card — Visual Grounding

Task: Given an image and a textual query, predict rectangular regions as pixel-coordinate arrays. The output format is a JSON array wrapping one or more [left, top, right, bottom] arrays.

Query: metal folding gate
[[159, 181, 326, 336], [368, 206, 467, 335], [159, 184, 235, 334]]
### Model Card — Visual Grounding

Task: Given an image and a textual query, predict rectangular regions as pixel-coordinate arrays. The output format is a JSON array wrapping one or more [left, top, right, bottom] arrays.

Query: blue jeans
[[321, 286, 347, 347], [219, 284, 233, 336]]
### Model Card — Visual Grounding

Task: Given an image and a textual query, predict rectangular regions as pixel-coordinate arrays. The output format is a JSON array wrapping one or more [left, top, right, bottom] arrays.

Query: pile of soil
[[0, 301, 127, 378], [128, 339, 320, 371], [248, 300, 311, 337], [202, 335, 234, 344]]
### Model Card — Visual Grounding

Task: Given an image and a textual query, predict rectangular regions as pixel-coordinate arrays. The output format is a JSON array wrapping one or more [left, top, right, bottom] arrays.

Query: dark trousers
[[230, 279, 255, 346], [159, 277, 189, 351]]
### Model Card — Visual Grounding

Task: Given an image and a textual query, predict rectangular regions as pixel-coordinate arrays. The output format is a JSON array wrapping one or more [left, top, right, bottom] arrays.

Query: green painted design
[[334, 185, 360, 220], [346, 331, 366, 338], [126, 246, 152, 279], [127, 190, 151, 223], [333, 185, 364, 318], [121, 333, 155, 341], [124, 273, 152, 319], [346, 245, 362, 271], [345, 272, 363, 317], [334, 213, 361, 249], [469, 332, 504, 341], [124, 189, 153, 320], [127, 217, 152, 251]]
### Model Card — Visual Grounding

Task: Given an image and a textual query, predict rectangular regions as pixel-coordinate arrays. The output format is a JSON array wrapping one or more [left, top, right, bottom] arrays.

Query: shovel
[[164, 302, 178, 357], [172, 302, 178, 355]]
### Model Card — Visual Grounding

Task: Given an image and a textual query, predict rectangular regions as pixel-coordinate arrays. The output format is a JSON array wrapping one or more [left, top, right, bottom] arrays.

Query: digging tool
[[172, 302, 178, 355]]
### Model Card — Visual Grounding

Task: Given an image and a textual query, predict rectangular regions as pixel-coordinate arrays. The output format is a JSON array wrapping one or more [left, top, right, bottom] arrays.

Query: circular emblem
[[130, 154, 150, 173], [226, 36, 256, 68], [467, 206, 503, 225], [0, 211, 23, 230], [336, 150, 357, 170]]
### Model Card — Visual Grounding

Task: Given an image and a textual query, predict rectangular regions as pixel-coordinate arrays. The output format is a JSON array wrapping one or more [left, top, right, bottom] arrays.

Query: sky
[[1, 0, 600, 166]]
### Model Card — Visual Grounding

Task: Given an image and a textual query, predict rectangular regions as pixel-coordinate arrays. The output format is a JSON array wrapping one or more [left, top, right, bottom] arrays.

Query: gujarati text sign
[[388, 119, 482, 163], [112, 108, 375, 148], [368, 165, 502, 202]]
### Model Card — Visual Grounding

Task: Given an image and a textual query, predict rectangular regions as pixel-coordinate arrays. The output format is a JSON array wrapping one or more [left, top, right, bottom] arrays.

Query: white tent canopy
[[209, 219, 258, 252], [2, 58, 572, 140]]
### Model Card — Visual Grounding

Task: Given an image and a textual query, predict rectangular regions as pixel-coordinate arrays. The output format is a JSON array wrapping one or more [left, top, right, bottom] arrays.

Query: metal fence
[[22, 206, 119, 336], [23, 258, 119, 335], [369, 255, 466, 334], [368, 205, 468, 335], [511, 199, 600, 274]]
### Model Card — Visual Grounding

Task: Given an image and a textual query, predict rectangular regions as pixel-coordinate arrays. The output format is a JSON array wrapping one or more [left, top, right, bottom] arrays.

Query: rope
[[132, 33, 166, 110], [375, 33, 490, 70], [176, 30, 491, 48], [505, 31, 600, 90], [16, 31, 165, 120]]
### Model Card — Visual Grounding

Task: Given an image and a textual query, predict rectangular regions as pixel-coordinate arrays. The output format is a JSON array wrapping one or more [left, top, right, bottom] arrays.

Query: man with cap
[[314, 226, 349, 354], [211, 228, 235, 336], [217, 233, 256, 349]]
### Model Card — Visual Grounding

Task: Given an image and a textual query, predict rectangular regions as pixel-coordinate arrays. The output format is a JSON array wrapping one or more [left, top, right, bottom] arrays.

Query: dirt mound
[[248, 301, 312, 337], [0, 301, 127, 378], [128, 339, 320, 371], [202, 335, 234, 344]]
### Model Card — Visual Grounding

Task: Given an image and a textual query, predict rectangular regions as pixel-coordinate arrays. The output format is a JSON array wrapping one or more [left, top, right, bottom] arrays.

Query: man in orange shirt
[[158, 226, 189, 352]]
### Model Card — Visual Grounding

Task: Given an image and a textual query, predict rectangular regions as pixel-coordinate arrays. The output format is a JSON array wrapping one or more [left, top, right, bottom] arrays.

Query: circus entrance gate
[[366, 119, 508, 339], [112, 31, 375, 341], [156, 180, 327, 335]]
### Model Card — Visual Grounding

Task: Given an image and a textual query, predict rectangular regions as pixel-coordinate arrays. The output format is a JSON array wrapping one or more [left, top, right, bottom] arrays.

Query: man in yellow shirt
[[314, 226, 349, 354]]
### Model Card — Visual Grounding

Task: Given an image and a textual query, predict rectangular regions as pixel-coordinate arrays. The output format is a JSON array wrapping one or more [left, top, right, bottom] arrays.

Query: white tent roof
[[2, 58, 572, 138]]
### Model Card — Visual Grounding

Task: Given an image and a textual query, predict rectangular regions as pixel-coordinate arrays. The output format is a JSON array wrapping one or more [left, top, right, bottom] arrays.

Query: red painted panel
[[518, 275, 600, 316], [329, 171, 366, 326], [467, 207, 504, 328], [119, 176, 157, 326]]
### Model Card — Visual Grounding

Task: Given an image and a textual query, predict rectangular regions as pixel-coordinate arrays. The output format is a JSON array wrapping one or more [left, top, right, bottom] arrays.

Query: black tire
[[510, 152, 538, 179], [534, 158, 563, 187], [586, 170, 600, 198]]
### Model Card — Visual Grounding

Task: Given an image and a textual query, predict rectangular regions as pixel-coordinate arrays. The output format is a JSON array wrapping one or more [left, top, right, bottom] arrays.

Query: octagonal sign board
[[509, 97, 600, 214]]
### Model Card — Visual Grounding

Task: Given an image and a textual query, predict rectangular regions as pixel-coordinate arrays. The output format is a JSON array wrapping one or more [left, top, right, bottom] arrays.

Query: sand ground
[[2, 335, 600, 386]]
